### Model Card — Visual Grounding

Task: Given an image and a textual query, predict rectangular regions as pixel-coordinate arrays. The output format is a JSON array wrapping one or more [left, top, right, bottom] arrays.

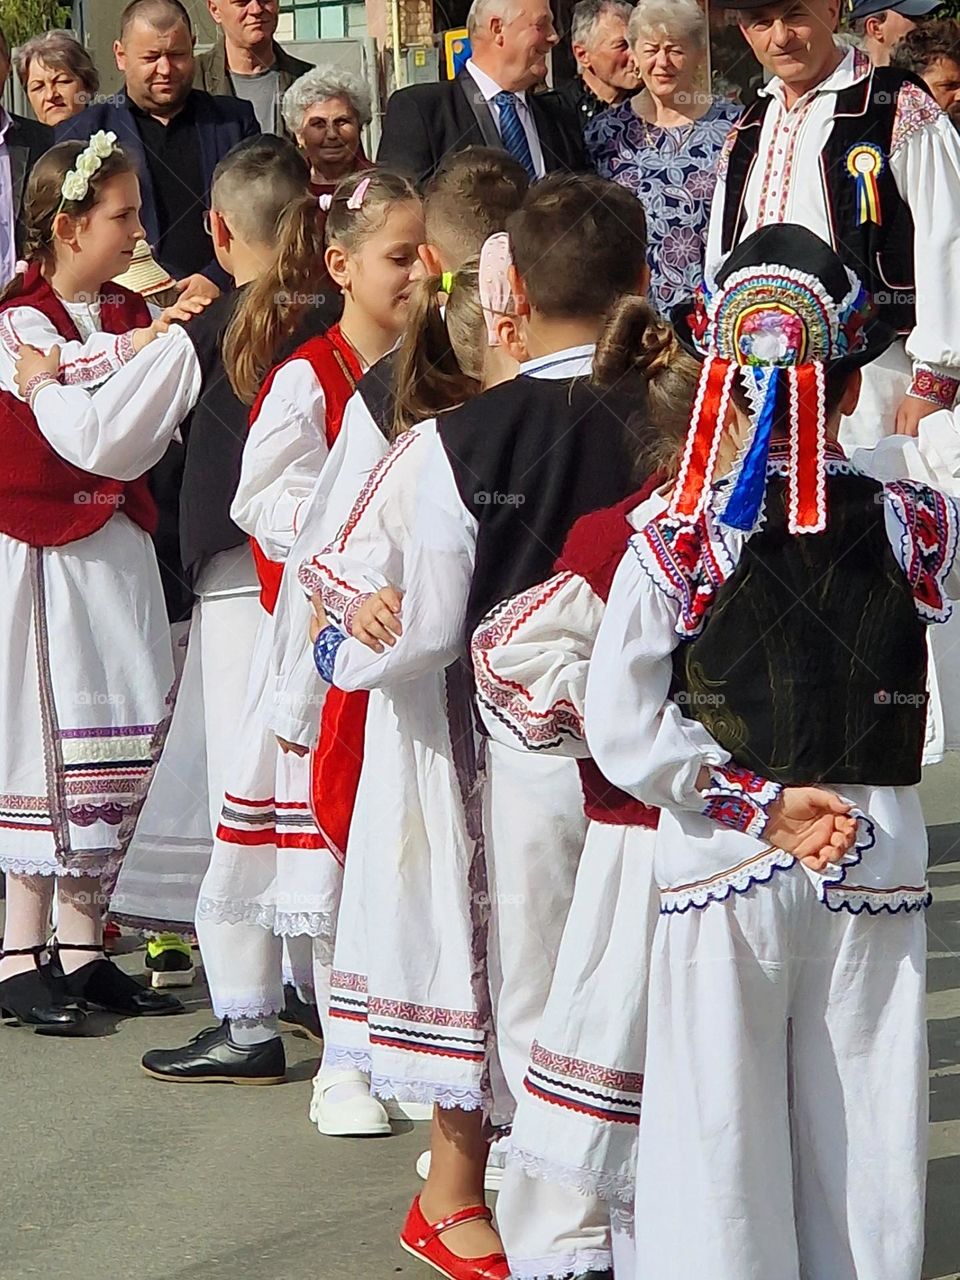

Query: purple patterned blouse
[[586, 97, 741, 314]]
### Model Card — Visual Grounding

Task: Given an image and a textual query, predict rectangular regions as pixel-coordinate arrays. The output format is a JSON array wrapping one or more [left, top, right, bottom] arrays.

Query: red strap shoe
[[400, 1195, 511, 1280]]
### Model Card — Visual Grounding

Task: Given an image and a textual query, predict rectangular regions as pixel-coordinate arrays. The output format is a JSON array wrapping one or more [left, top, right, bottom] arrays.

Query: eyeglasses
[[203, 209, 215, 236]]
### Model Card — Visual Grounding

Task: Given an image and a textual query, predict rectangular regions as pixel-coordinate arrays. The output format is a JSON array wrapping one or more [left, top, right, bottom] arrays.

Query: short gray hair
[[281, 67, 372, 135], [14, 29, 100, 96], [628, 0, 706, 50], [467, 0, 522, 40], [571, 0, 633, 50]]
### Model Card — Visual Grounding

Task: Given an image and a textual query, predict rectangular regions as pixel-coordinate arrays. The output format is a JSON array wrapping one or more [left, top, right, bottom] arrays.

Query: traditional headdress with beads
[[669, 224, 892, 535]]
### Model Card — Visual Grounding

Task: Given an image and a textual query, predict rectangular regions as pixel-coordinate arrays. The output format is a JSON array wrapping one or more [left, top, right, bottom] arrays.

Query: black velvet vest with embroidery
[[670, 471, 928, 786], [721, 67, 925, 334]]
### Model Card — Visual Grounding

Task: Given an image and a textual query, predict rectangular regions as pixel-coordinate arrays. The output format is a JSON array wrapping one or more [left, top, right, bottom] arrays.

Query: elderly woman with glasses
[[282, 67, 374, 196], [585, 0, 739, 314], [15, 29, 100, 127]]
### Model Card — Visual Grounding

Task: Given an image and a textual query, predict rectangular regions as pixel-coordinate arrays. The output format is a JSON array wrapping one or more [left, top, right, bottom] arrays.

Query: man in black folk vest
[[706, 0, 960, 448], [377, 0, 587, 184]]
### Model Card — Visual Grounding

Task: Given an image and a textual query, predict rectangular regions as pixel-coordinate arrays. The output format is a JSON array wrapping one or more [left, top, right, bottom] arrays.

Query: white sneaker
[[385, 1099, 434, 1121], [416, 1136, 507, 1190], [310, 1069, 392, 1137]]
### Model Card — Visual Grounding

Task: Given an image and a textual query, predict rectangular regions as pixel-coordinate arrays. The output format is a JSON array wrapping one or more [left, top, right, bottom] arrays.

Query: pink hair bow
[[346, 176, 372, 211], [479, 232, 516, 346]]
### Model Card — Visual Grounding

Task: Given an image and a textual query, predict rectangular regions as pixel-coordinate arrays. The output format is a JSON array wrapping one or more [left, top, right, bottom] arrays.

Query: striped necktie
[[493, 91, 537, 179]]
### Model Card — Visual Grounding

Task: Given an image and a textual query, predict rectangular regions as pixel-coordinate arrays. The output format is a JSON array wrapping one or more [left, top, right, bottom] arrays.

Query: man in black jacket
[[58, 0, 260, 301], [0, 26, 53, 285], [378, 0, 588, 184]]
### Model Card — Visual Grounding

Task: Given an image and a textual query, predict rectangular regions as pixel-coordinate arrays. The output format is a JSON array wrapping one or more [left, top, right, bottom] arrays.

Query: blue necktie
[[493, 91, 537, 179]]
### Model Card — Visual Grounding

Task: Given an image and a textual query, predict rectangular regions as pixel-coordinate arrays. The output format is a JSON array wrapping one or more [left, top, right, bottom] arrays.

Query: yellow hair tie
[[440, 271, 456, 293]]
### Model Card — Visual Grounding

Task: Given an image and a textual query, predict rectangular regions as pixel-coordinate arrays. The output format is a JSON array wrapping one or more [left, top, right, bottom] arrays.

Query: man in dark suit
[[0, 26, 53, 284], [378, 0, 588, 184], [58, 0, 260, 302]]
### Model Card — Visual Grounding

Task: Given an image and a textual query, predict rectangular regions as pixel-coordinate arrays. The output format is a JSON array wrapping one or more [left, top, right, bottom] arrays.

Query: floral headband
[[58, 131, 120, 210]]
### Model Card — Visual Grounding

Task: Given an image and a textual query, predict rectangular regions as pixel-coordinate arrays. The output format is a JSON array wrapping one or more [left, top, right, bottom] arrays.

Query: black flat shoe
[[51, 942, 185, 1016], [141, 1020, 286, 1084], [0, 945, 86, 1036], [278, 983, 323, 1045]]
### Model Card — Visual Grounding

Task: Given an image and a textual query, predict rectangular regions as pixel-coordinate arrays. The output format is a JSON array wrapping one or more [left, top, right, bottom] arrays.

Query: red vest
[[0, 263, 158, 547], [248, 325, 362, 614], [556, 478, 663, 830], [247, 324, 367, 865]]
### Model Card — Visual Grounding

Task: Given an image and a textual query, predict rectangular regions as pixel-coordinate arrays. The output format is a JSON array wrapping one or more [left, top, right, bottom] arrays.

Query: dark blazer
[[195, 34, 313, 140], [377, 67, 588, 185], [56, 89, 260, 288], [5, 113, 54, 257]]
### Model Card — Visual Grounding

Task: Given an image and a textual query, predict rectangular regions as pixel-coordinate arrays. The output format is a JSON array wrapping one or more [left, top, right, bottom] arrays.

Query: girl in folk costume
[[585, 224, 958, 1280], [0, 136, 192, 1031], [469, 307, 698, 1279], [140, 172, 424, 1125], [304, 176, 655, 1280], [299, 239, 522, 1280]]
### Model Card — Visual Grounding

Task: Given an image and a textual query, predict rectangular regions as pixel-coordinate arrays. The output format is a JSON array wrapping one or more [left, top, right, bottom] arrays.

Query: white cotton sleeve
[[584, 546, 732, 809], [268, 392, 392, 747], [472, 571, 603, 756], [28, 327, 201, 479], [853, 412, 960, 495], [890, 108, 960, 383], [0, 306, 139, 394], [231, 359, 330, 561], [326, 430, 477, 690]]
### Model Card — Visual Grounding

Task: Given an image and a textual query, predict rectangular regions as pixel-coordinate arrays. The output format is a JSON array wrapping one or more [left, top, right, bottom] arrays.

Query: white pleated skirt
[[507, 821, 658, 1222], [0, 515, 172, 881], [326, 666, 489, 1111]]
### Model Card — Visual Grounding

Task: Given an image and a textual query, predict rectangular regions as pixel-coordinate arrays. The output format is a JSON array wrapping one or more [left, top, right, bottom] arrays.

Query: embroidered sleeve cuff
[[117, 330, 138, 366], [313, 625, 348, 684], [25, 374, 61, 409], [700, 763, 783, 838], [908, 365, 959, 410]]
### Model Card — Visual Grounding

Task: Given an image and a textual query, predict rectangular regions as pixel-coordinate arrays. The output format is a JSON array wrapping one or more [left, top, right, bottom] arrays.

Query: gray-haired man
[[559, 0, 638, 127]]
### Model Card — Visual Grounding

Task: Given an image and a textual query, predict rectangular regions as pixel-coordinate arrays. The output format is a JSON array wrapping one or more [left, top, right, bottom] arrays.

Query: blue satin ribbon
[[720, 367, 780, 532]]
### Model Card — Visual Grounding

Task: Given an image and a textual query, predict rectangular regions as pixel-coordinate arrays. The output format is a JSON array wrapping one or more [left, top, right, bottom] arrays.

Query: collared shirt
[[519, 343, 596, 378], [0, 109, 17, 286], [465, 58, 546, 178], [130, 93, 210, 280]]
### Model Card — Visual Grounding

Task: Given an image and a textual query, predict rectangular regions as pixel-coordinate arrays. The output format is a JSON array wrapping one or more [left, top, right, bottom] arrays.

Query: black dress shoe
[[0, 946, 86, 1036], [278, 983, 323, 1045], [51, 942, 185, 1016], [141, 1020, 286, 1084]]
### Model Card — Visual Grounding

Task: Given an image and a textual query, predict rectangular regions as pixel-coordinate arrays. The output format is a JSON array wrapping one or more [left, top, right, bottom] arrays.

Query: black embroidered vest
[[721, 67, 926, 335], [670, 472, 928, 786]]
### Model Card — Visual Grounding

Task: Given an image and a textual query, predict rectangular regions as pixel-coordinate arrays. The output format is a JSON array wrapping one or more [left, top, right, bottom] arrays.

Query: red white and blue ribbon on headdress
[[669, 266, 864, 535]]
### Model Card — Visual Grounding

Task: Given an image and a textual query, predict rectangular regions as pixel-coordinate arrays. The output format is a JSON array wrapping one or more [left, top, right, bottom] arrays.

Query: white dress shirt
[[0, 109, 17, 287], [465, 58, 546, 179]]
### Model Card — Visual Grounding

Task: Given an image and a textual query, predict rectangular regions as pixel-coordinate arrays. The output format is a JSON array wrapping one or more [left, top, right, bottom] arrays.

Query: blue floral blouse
[[586, 97, 741, 314]]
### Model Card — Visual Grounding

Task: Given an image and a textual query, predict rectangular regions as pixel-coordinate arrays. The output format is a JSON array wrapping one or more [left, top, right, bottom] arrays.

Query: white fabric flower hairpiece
[[58, 131, 120, 208]]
